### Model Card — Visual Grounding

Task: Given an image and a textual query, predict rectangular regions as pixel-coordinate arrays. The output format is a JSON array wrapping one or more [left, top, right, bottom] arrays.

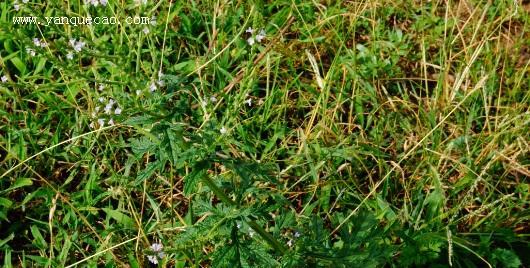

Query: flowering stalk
[[199, 174, 287, 254]]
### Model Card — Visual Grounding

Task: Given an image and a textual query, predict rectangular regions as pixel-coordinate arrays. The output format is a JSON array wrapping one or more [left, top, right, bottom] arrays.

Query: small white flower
[[294, 231, 300, 238], [108, 118, 114, 126], [249, 230, 255, 238], [157, 79, 164, 87], [97, 118, 105, 127], [108, 99, 115, 105], [95, 106, 100, 112], [287, 239, 293, 247], [98, 97, 105, 103], [143, 27, 150, 34], [147, 243, 165, 265], [22, 0, 28, 3], [220, 126, 227, 134], [90, 0, 99, 6], [136, 90, 141, 95], [99, 0, 107, 5], [91, 112, 96, 118], [40, 41, 48, 48], [89, 122, 95, 128], [244, 98, 252, 106], [149, 82, 157, 92], [14, 4, 20, 11], [1, 75, 8, 83], [98, 84, 105, 91], [247, 37, 255, 46], [201, 100, 207, 107], [70, 39, 86, 53], [74, 41, 85, 52], [236, 222, 241, 229], [114, 107, 122, 115], [26, 48, 36, 56], [255, 29, 266, 42], [66, 52, 74, 60], [104, 103, 113, 114], [150, 16, 157, 26], [33, 38, 41, 47], [147, 255, 158, 265], [209, 96, 217, 103], [245, 27, 254, 34]]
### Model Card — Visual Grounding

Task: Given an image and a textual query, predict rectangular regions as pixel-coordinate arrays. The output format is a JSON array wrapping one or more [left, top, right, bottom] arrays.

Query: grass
[[0, 0, 529, 267]]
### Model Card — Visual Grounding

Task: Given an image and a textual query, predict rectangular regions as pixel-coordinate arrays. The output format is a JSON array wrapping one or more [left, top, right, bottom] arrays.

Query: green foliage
[[1, 0, 529, 266]]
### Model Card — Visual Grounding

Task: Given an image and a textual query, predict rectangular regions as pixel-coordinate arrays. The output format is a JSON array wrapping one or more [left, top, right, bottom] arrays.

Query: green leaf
[[66, 85, 81, 103], [134, 160, 163, 186], [491, 248, 521, 268], [184, 160, 210, 196], [3, 249, 12, 268], [34, 57, 47, 74], [1, 178, 33, 194], [0, 197, 13, 208], [376, 196, 397, 222], [123, 115, 158, 126], [102, 208, 135, 228], [30, 225, 48, 249], [10, 56, 26, 74], [164, 126, 182, 167], [0, 233, 14, 248], [129, 136, 158, 157]]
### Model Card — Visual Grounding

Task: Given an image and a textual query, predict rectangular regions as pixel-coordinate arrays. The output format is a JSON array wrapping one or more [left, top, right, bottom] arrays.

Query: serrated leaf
[[129, 136, 158, 157], [164, 127, 180, 167], [123, 115, 158, 126], [184, 160, 210, 196], [134, 160, 163, 186]]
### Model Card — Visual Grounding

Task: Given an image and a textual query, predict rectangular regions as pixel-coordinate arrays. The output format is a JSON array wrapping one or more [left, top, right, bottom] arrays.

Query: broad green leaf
[[10, 57, 26, 74], [102, 208, 135, 228], [0, 197, 13, 208], [1, 177, 33, 194]]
